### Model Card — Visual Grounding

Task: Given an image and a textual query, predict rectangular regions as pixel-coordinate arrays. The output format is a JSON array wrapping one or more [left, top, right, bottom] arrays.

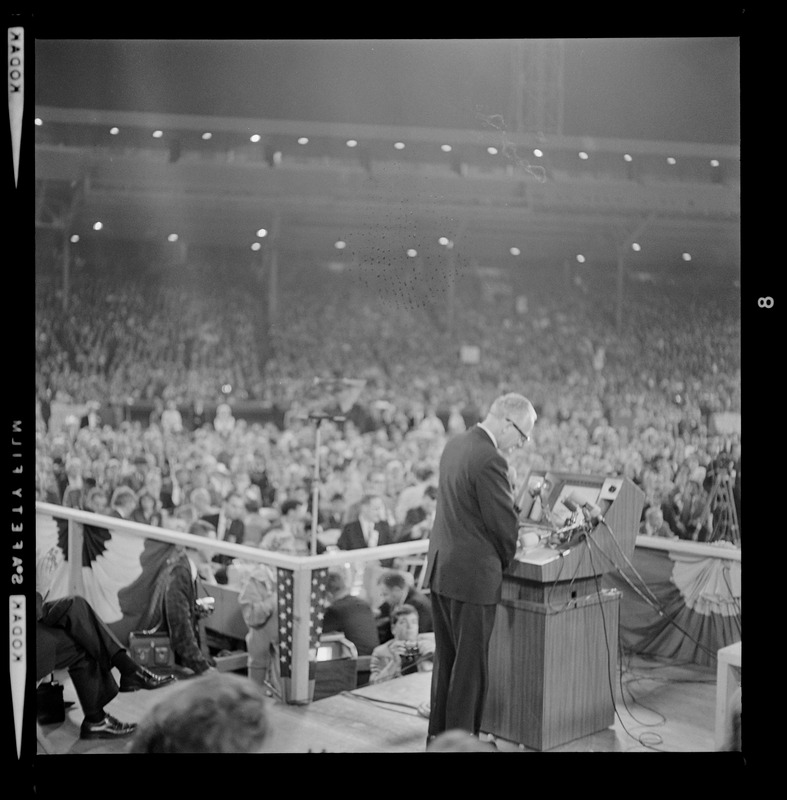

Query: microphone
[[581, 502, 605, 525], [563, 497, 580, 514]]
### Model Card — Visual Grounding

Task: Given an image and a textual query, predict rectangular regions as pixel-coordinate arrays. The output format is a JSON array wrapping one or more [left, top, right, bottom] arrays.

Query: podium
[[482, 472, 644, 750]]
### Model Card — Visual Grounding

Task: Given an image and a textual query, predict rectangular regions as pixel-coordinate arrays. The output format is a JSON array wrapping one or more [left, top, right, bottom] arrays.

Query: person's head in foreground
[[128, 671, 269, 753]]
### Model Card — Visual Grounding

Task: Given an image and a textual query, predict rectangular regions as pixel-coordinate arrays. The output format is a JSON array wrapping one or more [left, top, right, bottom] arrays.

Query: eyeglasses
[[506, 418, 531, 446]]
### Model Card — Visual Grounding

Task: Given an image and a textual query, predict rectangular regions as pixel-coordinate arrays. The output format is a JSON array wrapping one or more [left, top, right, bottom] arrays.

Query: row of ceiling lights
[[70, 225, 693, 262], [35, 118, 723, 168]]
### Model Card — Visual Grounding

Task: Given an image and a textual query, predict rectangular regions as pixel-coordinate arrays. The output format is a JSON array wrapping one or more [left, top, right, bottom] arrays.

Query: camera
[[402, 642, 419, 660], [194, 596, 215, 619]]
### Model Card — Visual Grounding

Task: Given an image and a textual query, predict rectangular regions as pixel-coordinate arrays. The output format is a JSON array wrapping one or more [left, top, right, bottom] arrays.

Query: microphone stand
[[307, 412, 346, 557]]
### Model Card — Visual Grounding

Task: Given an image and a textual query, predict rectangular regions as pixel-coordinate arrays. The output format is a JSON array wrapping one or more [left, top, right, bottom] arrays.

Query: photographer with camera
[[135, 517, 218, 676], [369, 604, 435, 685]]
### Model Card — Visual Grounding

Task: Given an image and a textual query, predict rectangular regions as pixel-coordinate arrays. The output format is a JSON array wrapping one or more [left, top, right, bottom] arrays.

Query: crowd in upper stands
[[34, 256, 741, 545]]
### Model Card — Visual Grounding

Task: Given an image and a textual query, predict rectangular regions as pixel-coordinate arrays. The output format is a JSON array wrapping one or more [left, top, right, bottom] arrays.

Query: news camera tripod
[[695, 468, 740, 546]]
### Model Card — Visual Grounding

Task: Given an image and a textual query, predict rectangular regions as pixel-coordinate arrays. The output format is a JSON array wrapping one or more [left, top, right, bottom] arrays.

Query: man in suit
[[337, 494, 396, 551], [337, 494, 398, 610], [202, 490, 247, 572], [37, 592, 173, 739], [424, 392, 536, 744]]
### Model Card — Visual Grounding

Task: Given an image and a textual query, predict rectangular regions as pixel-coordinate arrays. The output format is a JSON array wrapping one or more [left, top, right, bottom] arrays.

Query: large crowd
[[34, 257, 741, 541]]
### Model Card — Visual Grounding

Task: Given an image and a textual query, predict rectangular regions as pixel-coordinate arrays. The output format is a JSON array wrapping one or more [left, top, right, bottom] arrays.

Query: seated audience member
[[37, 591, 173, 740], [322, 570, 379, 657], [132, 490, 163, 527], [188, 519, 220, 583], [242, 488, 268, 547], [398, 485, 437, 542], [202, 490, 247, 569], [640, 506, 675, 538], [337, 493, 397, 609], [319, 492, 346, 532], [426, 729, 498, 752], [129, 672, 270, 753], [337, 494, 397, 554], [190, 486, 218, 519], [109, 485, 138, 521], [369, 604, 435, 684], [395, 465, 436, 525], [376, 569, 433, 644], [135, 520, 218, 676], [261, 499, 325, 556]]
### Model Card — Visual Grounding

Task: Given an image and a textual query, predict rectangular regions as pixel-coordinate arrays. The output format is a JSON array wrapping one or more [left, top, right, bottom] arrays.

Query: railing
[[635, 534, 741, 562], [35, 501, 428, 703]]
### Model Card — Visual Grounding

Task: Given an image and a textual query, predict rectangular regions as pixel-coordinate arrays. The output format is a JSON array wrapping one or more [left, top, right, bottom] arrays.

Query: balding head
[[482, 393, 537, 452]]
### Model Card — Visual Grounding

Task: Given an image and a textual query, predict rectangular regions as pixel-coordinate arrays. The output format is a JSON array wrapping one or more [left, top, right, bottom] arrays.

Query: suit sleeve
[[476, 451, 519, 569]]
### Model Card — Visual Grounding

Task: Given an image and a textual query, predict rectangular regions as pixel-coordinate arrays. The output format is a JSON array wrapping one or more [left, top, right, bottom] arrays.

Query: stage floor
[[35, 653, 718, 755]]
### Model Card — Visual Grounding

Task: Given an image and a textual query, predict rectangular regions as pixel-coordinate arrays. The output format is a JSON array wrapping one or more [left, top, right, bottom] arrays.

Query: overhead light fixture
[[667, 157, 677, 165], [256, 228, 268, 238], [346, 139, 358, 148], [510, 247, 521, 256], [202, 132, 212, 140], [70, 234, 80, 243], [533, 149, 543, 158], [109, 127, 120, 135], [93, 221, 103, 231], [578, 151, 589, 160], [487, 146, 498, 155], [576, 254, 586, 263], [438, 237, 449, 246], [251, 242, 262, 251], [335, 240, 346, 250], [682, 252, 692, 262], [407, 249, 418, 257], [152, 130, 163, 139], [441, 144, 452, 153], [710, 159, 720, 167], [632, 243, 641, 252], [394, 142, 405, 150], [167, 233, 179, 242], [623, 153, 633, 162], [34, 118, 43, 126], [250, 134, 261, 143], [298, 137, 309, 145]]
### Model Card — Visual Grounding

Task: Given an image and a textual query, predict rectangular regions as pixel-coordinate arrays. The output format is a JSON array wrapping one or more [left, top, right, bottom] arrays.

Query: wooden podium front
[[481, 474, 644, 751]]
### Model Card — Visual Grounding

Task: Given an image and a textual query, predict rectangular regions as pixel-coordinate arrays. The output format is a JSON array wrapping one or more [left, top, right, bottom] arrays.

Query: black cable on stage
[[585, 540, 669, 752], [583, 522, 718, 662]]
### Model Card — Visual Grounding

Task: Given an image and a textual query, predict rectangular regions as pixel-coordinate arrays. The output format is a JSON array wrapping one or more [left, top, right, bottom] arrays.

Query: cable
[[584, 524, 718, 662]]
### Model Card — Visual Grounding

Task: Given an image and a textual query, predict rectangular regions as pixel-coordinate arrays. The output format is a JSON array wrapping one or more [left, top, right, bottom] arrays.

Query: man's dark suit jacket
[[337, 519, 397, 567], [424, 425, 518, 605], [201, 513, 245, 566]]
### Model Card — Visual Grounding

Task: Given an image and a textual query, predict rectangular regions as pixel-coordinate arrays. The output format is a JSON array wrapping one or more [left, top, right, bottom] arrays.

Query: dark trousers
[[38, 596, 124, 718], [428, 591, 497, 737]]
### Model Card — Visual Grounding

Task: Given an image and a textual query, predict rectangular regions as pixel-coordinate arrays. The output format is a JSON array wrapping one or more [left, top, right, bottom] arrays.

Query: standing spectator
[[425, 392, 536, 743]]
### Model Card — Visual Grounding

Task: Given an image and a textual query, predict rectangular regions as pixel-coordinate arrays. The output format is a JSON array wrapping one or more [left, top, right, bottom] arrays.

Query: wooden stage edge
[[36, 654, 719, 754]]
